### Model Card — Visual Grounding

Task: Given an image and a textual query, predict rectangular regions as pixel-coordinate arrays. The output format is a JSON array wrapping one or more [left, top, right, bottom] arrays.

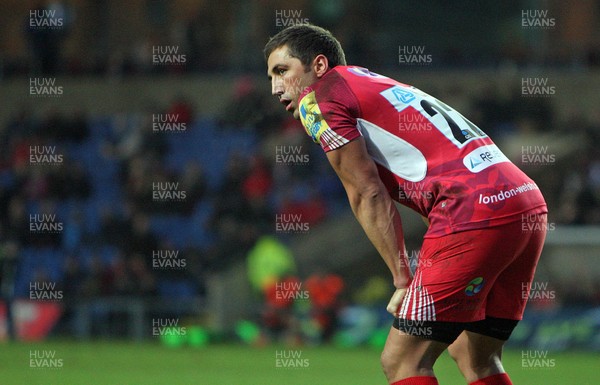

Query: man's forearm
[[324, 138, 412, 289], [350, 187, 412, 289]]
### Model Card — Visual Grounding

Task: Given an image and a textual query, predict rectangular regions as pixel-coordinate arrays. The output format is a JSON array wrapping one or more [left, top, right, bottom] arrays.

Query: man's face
[[267, 45, 318, 120]]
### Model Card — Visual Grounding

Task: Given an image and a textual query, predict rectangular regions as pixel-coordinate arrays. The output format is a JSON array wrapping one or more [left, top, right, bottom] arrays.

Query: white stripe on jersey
[[399, 271, 437, 321], [356, 118, 427, 182], [320, 128, 350, 150], [399, 286, 411, 316]]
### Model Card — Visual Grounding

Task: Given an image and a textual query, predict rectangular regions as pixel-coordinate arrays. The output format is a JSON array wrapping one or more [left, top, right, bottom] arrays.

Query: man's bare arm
[[325, 137, 412, 289]]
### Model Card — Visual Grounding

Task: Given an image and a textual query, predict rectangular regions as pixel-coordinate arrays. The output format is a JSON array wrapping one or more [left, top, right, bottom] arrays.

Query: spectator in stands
[[81, 254, 113, 297], [242, 155, 272, 202], [58, 109, 91, 143], [62, 210, 84, 253], [108, 108, 167, 161], [3, 197, 29, 246], [61, 255, 85, 300], [471, 82, 514, 140], [304, 272, 344, 342], [207, 152, 275, 271], [28, 199, 63, 248], [176, 160, 207, 214], [21, 167, 50, 201], [279, 181, 327, 228], [24, 0, 74, 75], [209, 152, 248, 226], [262, 275, 302, 343], [111, 256, 133, 296], [99, 206, 133, 250], [184, 3, 226, 72], [127, 253, 157, 297], [48, 160, 92, 200], [124, 213, 159, 259], [219, 76, 281, 133], [167, 96, 195, 127]]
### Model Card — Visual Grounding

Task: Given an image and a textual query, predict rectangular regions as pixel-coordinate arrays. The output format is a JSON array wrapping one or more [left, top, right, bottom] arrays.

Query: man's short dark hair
[[263, 24, 346, 69]]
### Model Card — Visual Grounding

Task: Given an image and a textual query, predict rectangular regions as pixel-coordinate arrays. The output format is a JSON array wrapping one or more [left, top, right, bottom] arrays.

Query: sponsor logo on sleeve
[[299, 91, 330, 144]]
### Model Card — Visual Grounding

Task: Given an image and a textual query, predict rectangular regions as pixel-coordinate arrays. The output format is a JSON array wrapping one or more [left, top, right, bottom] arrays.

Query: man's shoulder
[[322, 66, 410, 93], [307, 66, 387, 98], [312, 66, 352, 88], [300, 66, 354, 102], [319, 66, 377, 85]]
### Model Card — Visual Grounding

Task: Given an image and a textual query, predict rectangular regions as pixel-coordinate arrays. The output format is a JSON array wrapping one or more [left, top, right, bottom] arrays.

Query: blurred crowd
[[0, 84, 338, 305], [2, 1, 600, 77]]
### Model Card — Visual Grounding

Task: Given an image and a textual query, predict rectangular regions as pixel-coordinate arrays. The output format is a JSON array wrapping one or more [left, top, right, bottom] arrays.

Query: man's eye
[[278, 69, 286, 75]]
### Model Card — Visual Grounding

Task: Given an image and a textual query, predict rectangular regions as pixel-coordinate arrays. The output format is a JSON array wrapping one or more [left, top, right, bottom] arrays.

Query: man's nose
[[272, 78, 284, 96]]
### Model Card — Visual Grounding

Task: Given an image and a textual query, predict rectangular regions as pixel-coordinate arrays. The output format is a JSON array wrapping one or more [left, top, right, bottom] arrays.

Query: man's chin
[[292, 109, 300, 120]]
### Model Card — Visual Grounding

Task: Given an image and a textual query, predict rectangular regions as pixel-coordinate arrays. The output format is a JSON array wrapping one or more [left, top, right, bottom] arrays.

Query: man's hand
[[386, 287, 408, 316]]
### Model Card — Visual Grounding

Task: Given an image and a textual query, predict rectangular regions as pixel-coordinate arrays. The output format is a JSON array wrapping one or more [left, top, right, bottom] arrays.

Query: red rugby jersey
[[298, 66, 547, 238]]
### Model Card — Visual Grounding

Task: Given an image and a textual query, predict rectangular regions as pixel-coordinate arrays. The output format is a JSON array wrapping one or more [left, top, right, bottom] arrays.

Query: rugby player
[[264, 24, 547, 385]]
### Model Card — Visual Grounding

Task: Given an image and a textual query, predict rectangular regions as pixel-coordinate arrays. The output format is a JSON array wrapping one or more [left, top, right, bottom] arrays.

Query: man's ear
[[312, 54, 329, 78]]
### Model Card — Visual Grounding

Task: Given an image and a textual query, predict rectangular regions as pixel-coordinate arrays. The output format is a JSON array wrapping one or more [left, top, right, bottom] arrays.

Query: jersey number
[[381, 85, 486, 148], [419, 99, 486, 145]]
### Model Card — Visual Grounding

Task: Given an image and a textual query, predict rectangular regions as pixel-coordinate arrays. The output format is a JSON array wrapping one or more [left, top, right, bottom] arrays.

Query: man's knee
[[448, 332, 506, 381], [380, 330, 448, 382], [447, 339, 466, 364], [380, 348, 394, 378], [448, 336, 473, 374], [381, 342, 406, 378]]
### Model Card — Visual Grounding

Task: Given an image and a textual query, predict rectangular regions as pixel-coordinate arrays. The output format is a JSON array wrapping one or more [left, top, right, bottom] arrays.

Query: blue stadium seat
[[149, 215, 192, 249], [156, 279, 197, 299]]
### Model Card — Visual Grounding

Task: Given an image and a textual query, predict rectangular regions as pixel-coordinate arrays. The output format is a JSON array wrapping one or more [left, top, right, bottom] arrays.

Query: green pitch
[[2, 341, 597, 385]]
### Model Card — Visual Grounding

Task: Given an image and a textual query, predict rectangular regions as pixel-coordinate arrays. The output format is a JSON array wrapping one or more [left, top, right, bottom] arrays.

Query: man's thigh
[[399, 220, 540, 325]]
